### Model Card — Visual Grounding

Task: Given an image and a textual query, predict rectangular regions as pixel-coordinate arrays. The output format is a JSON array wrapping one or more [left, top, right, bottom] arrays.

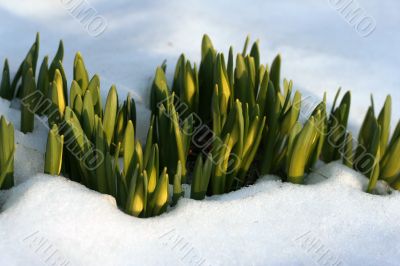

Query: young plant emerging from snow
[[44, 124, 63, 176], [321, 88, 351, 164], [355, 96, 400, 192], [0, 116, 15, 189]]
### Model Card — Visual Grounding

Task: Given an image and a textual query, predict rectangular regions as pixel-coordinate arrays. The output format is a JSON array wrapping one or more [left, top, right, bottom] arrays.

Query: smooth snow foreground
[[1, 163, 400, 265]]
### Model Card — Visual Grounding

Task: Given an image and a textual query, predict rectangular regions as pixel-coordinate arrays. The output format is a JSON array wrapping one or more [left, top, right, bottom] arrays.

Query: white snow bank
[[1, 162, 400, 265]]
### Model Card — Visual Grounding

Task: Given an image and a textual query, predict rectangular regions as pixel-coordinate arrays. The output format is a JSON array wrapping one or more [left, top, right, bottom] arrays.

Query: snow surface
[[1, 163, 400, 265], [1, 0, 400, 265]]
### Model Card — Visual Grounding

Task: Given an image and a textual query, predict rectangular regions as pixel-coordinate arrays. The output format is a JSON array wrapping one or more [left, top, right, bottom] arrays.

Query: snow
[[1, 0, 400, 265], [1, 163, 400, 265]]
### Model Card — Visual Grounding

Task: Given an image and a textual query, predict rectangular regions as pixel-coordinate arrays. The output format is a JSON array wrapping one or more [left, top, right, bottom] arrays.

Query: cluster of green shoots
[[150, 34, 327, 196], [318, 89, 400, 192], [0, 34, 399, 218], [0, 34, 169, 217], [148, 35, 400, 196]]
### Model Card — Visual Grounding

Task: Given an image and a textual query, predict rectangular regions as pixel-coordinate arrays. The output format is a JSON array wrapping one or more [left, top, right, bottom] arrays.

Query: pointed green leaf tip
[[10, 34, 39, 96], [201, 34, 215, 60], [33, 32, 40, 75], [377, 95, 391, 155], [288, 115, 319, 184], [0, 59, 11, 100], [74, 52, 89, 92], [199, 34, 216, 122], [183, 63, 197, 110], [0, 116, 15, 189], [150, 67, 169, 115], [281, 91, 301, 135], [36, 56, 49, 115], [70, 80, 82, 113], [49, 40, 64, 78], [150, 167, 169, 216], [44, 124, 64, 175], [250, 41, 260, 79], [146, 143, 159, 196], [216, 55, 231, 115], [242, 35, 250, 55], [87, 74, 102, 117], [53, 69, 66, 117], [123, 120, 135, 181], [270, 54, 281, 93], [143, 116, 155, 167], [234, 54, 251, 105], [103, 85, 118, 146], [126, 169, 147, 217]]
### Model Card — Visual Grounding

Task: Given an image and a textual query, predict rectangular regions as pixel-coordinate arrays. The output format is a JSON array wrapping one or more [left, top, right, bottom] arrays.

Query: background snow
[[0, 0, 398, 130], [0, 0, 399, 265]]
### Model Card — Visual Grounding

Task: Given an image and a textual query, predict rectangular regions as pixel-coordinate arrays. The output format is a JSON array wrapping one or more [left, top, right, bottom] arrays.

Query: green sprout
[[0, 116, 15, 189]]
